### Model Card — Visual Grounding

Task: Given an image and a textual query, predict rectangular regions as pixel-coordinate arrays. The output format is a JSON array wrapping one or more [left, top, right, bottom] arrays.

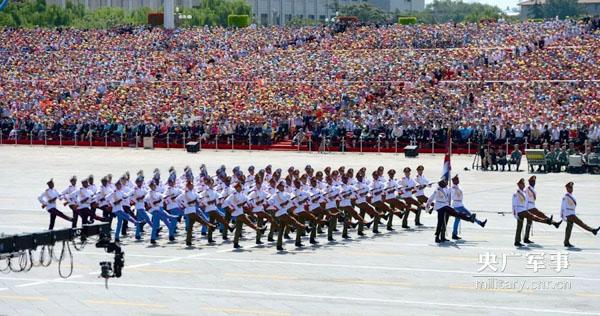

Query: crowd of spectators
[[0, 19, 599, 152]]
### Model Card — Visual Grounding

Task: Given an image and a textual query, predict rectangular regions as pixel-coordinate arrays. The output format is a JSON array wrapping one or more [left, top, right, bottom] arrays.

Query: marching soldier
[[450, 175, 487, 240], [426, 179, 479, 243], [39, 179, 73, 230], [147, 181, 177, 244], [269, 181, 306, 251], [523, 176, 562, 244], [414, 165, 432, 226], [227, 182, 266, 249], [383, 169, 406, 230], [399, 167, 423, 229], [355, 172, 384, 235], [201, 177, 234, 243], [96, 176, 114, 227], [512, 178, 554, 247], [132, 175, 153, 240], [247, 175, 276, 245], [108, 180, 140, 242], [178, 181, 214, 247], [562, 182, 600, 247], [60, 176, 79, 228], [369, 171, 396, 231], [291, 179, 319, 246]]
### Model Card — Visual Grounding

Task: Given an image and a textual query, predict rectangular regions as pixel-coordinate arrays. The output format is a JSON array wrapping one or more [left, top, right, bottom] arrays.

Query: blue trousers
[[135, 208, 153, 239], [114, 211, 137, 241], [453, 206, 481, 235], [198, 206, 218, 234], [194, 207, 210, 233], [168, 207, 189, 232], [151, 208, 177, 240]]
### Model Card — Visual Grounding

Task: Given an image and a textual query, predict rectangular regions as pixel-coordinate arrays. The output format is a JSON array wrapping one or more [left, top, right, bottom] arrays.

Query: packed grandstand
[[0, 19, 599, 153]]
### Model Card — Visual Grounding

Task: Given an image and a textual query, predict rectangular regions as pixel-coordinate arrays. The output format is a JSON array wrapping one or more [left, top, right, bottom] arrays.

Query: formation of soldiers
[[37, 164, 490, 249]]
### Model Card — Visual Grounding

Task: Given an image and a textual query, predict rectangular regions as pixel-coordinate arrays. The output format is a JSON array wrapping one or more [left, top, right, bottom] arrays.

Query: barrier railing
[[0, 130, 587, 155]]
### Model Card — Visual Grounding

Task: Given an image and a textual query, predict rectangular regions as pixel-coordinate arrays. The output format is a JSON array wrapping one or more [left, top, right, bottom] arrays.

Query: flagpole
[[448, 127, 452, 157]]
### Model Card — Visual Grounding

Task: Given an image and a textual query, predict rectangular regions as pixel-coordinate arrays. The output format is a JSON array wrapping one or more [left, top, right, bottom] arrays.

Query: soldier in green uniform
[[545, 144, 556, 173], [557, 145, 569, 172]]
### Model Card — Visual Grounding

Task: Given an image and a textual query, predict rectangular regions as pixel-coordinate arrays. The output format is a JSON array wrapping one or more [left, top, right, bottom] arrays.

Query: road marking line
[[224, 272, 409, 286], [359, 241, 600, 256], [449, 284, 534, 294], [84, 299, 167, 309], [576, 293, 600, 298], [38, 280, 600, 315], [189, 257, 600, 282], [0, 294, 48, 301], [15, 274, 83, 288], [341, 250, 405, 257], [201, 307, 291, 316], [225, 272, 297, 280], [130, 267, 193, 274]]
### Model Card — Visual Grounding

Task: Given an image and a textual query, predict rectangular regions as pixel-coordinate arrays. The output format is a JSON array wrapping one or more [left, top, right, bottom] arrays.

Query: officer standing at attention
[[562, 182, 600, 247], [39, 179, 73, 230]]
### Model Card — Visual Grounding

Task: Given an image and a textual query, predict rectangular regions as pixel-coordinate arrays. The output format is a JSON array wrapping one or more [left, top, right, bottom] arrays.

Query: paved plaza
[[0, 145, 599, 315]]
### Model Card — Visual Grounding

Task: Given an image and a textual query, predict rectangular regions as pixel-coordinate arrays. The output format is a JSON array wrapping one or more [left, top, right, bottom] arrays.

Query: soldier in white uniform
[[269, 181, 306, 251], [61, 176, 80, 228], [513, 178, 554, 247], [523, 176, 562, 244], [289, 179, 319, 246], [201, 177, 234, 243], [369, 171, 395, 231], [108, 180, 140, 242], [39, 179, 73, 230], [132, 175, 153, 240], [227, 182, 266, 249], [355, 172, 384, 235], [384, 169, 407, 230], [450, 175, 487, 240], [414, 165, 432, 226], [247, 175, 275, 245], [426, 179, 477, 243], [562, 182, 600, 247], [399, 167, 423, 229], [179, 181, 214, 247]]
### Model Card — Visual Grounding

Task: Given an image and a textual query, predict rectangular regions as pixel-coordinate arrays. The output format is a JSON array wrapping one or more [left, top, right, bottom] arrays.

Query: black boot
[[564, 221, 573, 247], [515, 218, 524, 247], [415, 209, 424, 226], [523, 223, 533, 244]]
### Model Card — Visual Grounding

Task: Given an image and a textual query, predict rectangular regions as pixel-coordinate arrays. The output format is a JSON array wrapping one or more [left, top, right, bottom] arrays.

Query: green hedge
[[528, 18, 544, 22], [228, 14, 249, 27], [398, 16, 417, 25]]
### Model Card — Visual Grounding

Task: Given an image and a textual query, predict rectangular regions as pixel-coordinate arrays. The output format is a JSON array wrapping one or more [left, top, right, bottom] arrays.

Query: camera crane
[[0, 223, 124, 289]]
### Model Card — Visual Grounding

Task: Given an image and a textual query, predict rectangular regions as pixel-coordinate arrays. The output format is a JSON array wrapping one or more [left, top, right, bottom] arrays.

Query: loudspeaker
[[404, 145, 418, 158], [186, 141, 200, 153]]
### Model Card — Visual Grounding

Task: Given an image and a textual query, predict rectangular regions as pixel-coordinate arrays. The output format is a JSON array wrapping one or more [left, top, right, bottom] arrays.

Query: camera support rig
[[0, 223, 124, 289]]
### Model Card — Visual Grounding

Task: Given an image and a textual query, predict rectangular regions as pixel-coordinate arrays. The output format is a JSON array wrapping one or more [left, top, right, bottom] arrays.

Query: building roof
[[520, 0, 600, 5]]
